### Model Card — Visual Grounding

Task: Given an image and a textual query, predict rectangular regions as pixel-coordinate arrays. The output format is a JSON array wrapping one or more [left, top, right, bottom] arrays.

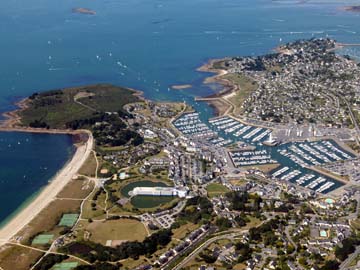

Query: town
[[1, 39, 360, 270]]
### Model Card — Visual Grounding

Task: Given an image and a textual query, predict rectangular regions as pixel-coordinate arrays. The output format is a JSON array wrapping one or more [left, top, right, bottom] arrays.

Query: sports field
[[32, 234, 53, 245], [53, 262, 78, 270], [58, 214, 79, 227]]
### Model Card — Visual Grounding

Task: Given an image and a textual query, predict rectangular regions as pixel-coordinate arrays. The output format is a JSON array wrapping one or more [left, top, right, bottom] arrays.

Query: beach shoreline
[[0, 100, 94, 247], [0, 131, 93, 246], [196, 58, 238, 116]]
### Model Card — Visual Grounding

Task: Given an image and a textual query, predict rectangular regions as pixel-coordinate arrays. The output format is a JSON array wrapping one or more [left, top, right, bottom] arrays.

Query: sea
[[0, 0, 360, 224]]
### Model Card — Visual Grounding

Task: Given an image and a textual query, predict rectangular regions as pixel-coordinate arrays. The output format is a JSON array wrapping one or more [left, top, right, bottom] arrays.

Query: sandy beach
[[0, 131, 93, 246]]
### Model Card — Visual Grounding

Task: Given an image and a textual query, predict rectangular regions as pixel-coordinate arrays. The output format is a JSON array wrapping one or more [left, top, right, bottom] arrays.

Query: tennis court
[[58, 213, 79, 227], [32, 234, 53, 245], [52, 262, 78, 270]]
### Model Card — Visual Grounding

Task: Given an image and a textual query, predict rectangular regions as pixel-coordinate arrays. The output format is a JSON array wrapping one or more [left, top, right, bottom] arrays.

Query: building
[[130, 187, 188, 198]]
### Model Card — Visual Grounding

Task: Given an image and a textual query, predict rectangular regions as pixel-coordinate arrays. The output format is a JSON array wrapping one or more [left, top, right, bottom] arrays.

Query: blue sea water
[[1, 0, 360, 223], [0, 132, 74, 226]]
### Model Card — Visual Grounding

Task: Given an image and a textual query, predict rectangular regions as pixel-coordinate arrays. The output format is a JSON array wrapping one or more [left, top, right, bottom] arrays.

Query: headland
[[0, 84, 143, 247]]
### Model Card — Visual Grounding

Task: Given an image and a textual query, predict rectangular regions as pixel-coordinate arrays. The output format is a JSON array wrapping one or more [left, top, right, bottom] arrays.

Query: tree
[[320, 260, 340, 270]]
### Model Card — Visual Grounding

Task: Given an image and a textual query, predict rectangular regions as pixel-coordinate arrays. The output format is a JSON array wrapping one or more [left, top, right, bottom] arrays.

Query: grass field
[[20, 84, 140, 128], [85, 219, 148, 245], [0, 244, 43, 270], [172, 223, 200, 240], [350, 218, 360, 231], [57, 178, 94, 199], [52, 262, 79, 270], [81, 195, 107, 220], [78, 153, 98, 177], [225, 73, 258, 115], [16, 199, 81, 245], [58, 214, 79, 227], [206, 183, 230, 198], [32, 234, 53, 245]]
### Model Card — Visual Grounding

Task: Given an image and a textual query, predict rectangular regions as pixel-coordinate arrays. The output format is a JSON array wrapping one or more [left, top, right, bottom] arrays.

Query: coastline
[[0, 131, 93, 246], [196, 58, 238, 116], [0, 100, 94, 247]]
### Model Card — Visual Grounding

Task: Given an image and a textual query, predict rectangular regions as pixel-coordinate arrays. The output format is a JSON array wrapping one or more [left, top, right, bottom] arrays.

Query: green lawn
[[32, 234, 53, 245], [58, 214, 79, 227], [206, 183, 230, 198], [20, 84, 140, 128], [52, 262, 78, 270], [86, 219, 148, 245], [225, 73, 258, 115]]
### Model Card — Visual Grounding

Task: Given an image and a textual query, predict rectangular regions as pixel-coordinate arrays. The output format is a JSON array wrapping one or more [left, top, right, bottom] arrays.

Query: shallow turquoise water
[[1, 0, 360, 223]]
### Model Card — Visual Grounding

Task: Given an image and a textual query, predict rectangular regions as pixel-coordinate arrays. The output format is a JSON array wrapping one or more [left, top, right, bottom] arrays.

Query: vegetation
[[86, 219, 148, 244], [320, 260, 340, 270], [206, 183, 230, 198], [335, 235, 360, 261], [226, 191, 262, 212], [34, 254, 69, 270], [235, 242, 252, 263], [74, 262, 119, 270], [0, 244, 43, 270], [21, 84, 139, 129], [249, 219, 281, 245], [215, 217, 232, 230], [60, 229, 172, 262], [225, 73, 258, 115], [178, 196, 213, 224]]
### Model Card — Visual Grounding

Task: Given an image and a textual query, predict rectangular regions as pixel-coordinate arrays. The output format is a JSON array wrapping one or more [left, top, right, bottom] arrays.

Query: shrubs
[[178, 196, 213, 224], [60, 229, 173, 262], [335, 236, 360, 261]]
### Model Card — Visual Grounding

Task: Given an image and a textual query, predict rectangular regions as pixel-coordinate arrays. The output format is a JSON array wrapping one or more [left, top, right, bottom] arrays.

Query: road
[[344, 98, 360, 138], [339, 246, 360, 270]]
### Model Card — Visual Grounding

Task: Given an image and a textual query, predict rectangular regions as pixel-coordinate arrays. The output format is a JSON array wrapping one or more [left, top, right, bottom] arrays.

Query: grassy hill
[[19, 84, 140, 129]]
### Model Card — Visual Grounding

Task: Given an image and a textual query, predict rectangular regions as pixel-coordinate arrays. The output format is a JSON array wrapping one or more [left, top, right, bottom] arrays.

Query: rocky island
[[72, 8, 96, 15]]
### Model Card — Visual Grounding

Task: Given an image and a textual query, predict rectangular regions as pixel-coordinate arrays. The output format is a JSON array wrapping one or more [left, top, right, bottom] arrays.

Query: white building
[[130, 187, 187, 198]]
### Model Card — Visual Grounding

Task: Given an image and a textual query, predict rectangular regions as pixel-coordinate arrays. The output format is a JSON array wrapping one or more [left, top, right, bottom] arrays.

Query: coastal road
[[344, 99, 360, 137], [339, 246, 360, 270], [0, 131, 93, 246]]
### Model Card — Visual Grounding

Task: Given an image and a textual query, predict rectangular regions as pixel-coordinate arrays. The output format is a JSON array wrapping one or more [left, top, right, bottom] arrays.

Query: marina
[[173, 113, 217, 139], [209, 116, 272, 144], [229, 149, 277, 167], [272, 166, 289, 178], [174, 113, 356, 194]]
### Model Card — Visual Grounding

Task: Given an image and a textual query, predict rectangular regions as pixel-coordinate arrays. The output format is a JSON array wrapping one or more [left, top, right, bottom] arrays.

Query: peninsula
[[199, 38, 360, 127]]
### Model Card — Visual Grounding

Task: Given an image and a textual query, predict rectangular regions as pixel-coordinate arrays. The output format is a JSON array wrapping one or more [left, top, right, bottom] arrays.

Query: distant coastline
[[340, 5, 360, 13]]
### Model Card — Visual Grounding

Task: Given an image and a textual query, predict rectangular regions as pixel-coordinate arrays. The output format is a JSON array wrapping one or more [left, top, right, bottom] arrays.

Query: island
[[72, 8, 96, 15], [171, 84, 192, 90]]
